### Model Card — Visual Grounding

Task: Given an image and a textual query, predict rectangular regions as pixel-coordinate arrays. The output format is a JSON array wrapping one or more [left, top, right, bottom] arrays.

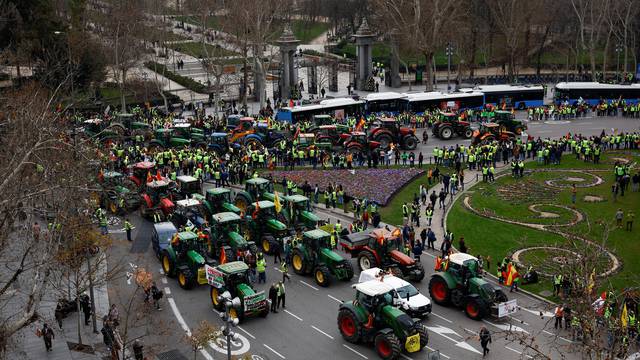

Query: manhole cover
[[156, 349, 188, 360]]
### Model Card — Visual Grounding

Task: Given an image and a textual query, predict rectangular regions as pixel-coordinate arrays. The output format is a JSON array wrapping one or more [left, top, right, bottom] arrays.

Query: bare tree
[[571, 0, 610, 80]]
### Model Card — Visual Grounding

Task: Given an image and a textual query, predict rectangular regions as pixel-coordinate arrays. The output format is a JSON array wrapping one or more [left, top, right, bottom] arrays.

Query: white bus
[[554, 82, 640, 105], [275, 98, 365, 123]]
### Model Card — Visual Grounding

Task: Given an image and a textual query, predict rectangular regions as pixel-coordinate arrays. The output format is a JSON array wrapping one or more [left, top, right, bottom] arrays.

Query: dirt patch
[[566, 177, 585, 182], [496, 179, 559, 204], [583, 195, 604, 202], [611, 157, 630, 164]]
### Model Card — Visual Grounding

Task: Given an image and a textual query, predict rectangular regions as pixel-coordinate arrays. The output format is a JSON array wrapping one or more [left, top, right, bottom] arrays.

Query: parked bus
[[554, 82, 640, 106], [363, 92, 408, 115], [402, 91, 485, 114], [275, 98, 365, 123], [460, 84, 545, 109]]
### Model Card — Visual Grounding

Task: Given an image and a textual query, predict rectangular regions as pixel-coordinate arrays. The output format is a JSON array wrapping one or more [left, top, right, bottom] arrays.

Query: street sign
[[244, 291, 266, 311], [498, 299, 518, 318], [205, 265, 224, 287]]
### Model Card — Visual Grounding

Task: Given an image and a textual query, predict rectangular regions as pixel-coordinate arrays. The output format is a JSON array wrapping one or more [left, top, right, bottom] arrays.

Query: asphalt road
[[106, 115, 640, 360]]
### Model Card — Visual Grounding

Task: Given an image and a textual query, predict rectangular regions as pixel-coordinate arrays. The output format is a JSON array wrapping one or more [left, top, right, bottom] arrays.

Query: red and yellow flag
[[252, 201, 260, 219], [219, 248, 227, 265], [146, 171, 153, 183], [505, 264, 519, 286]]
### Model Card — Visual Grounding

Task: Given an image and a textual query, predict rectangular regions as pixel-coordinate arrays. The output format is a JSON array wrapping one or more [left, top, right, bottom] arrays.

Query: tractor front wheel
[[178, 269, 194, 290], [337, 309, 361, 343], [314, 266, 331, 287], [261, 236, 275, 254], [439, 126, 453, 140], [463, 127, 473, 139], [464, 297, 488, 320], [375, 134, 393, 150], [416, 323, 429, 349], [210, 287, 224, 311], [428, 276, 450, 305], [403, 135, 418, 150], [374, 332, 401, 360], [357, 251, 377, 271], [291, 249, 306, 275], [161, 252, 176, 277], [412, 261, 425, 281]]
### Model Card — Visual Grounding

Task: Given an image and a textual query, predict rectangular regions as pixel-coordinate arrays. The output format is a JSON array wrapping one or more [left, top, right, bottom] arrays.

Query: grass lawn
[[168, 42, 238, 59], [447, 150, 639, 298]]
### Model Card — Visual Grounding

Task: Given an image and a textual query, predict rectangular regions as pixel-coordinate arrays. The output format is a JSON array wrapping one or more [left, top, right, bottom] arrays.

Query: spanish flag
[[219, 247, 227, 265], [355, 117, 365, 131], [435, 256, 442, 271], [505, 263, 519, 286], [155, 170, 163, 181], [146, 171, 153, 183], [274, 191, 282, 213], [252, 201, 260, 219]]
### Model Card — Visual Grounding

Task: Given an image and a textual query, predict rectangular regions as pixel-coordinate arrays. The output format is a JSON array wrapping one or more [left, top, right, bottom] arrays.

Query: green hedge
[[144, 61, 207, 94]]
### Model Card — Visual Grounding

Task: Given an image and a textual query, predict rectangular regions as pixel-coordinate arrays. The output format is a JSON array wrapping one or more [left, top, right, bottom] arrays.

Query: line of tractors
[[431, 110, 528, 146]]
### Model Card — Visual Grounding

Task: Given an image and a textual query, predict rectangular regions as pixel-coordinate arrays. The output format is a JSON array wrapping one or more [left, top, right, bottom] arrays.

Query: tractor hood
[[299, 210, 319, 224], [186, 250, 205, 265], [390, 250, 414, 266], [114, 185, 130, 194], [399, 127, 415, 135], [236, 283, 255, 297], [266, 218, 287, 231], [223, 202, 241, 214], [319, 247, 344, 262], [228, 231, 246, 248]]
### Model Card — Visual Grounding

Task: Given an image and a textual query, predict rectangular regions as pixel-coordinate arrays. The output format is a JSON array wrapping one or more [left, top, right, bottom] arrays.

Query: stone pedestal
[[276, 25, 300, 100], [353, 19, 376, 91]]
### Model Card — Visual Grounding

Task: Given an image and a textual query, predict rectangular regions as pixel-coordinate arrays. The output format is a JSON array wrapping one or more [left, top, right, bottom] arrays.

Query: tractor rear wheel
[[464, 297, 488, 320], [495, 289, 509, 303], [403, 135, 418, 150], [413, 261, 425, 281], [416, 323, 429, 349], [428, 276, 450, 305], [291, 249, 306, 275], [463, 127, 473, 139], [261, 235, 275, 254], [314, 266, 331, 287], [357, 251, 377, 271], [234, 194, 250, 213], [178, 269, 194, 290], [161, 252, 176, 277], [337, 309, 361, 343], [375, 134, 393, 150], [374, 332, 401, 360], [439, 126, 453, 140], [342, 261, 354, 281], [210, 287, 224, 311]]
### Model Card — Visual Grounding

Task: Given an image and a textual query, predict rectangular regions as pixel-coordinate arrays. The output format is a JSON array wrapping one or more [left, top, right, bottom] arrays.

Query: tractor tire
[[451, 288, 464, 308], [416, 322, 429, 349], [261, 235, 275, 255], [234, 193, 251, 213], [403, 135, 418, 150], [244, 137, 262, 150], [375, 134, 393, 150], [464, 297, 488, 320], [337, 309, 361, 343], [260, 306, 269, 318], [178, 269, 194, 290], [463, 127, 473, 139], [439, 126, 453, 140], [161, 251, 176, 277], [342, 261, 354, 281], [210, 287, 224, 311], [291, 249, 307, 275], [347, 145, 363, 157], [374, 332, 402, 360], [314, 265, 332, 287], [428, 276, 450, 305], [357, 251, 377, 271], [413, 261, 425, 281]]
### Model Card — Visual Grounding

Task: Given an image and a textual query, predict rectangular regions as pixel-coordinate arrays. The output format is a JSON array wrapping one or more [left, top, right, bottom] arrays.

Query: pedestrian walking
[[101, 320, 116, 356], [37, 323, 55, 352], [277, 281, 286, 309], [479, 326, 491, 357], [554, 305, 564, 329], [54, 303, 64, 329], [280, 260, 291, 282], [108, 304, 119, 326], [412, 242, 423, 260], [616, 208, 624, 227], [257, 253, 267, 284], [426, 228, 436, 250], [151, 282, 163, 310], [124, 218, 134, 242], [269, 283, 278, 313], [627, 210, 635, 231], [440, 237, 451, 258], [459, 237, 468, 254], [132, 339, 144, 360], [80, 293, 92, 325]]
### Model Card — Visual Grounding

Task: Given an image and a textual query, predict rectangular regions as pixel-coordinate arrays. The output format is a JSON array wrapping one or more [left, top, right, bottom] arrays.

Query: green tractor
[[245, 200, 291, 254], [291, 229, 354, 287], [82, 118, 126, 143], [278, 194, 321, 230], [174, 175, 202, 200], [148, 128, 192, 150], [207, 261, 269, 322], [96, 171, 140, 214], [160, 231, 216, 290], [492, 110, 527, 135], [192, 187, 241, 216], [171, 122, 206, 143], [234, 177, 275, 212], [428, 253, 509, 320], [337, 280, 429, 360], [209, 212, 259, 260]]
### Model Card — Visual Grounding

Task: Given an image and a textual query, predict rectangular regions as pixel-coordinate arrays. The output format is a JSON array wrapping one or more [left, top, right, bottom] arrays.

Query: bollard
[[440, 216, 444, 228], [476, 173, 479, 182]]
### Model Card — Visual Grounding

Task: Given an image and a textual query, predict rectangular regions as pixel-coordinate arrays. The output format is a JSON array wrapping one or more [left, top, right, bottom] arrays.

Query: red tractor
[[312, 124, 351, 146], [471, 122, 517, 145], [368, 118, 419, 150], [340, 132, 381, 157], [340, 228, 425, 282], [140, 178, 176, 221], [128, 161, 156, 188], [432, 112, 473, 140]]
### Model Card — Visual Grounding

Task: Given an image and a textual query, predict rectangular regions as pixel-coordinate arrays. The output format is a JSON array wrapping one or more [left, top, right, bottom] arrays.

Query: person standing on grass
[[627, 210, 635, 231], [616, 208, 624, 227]]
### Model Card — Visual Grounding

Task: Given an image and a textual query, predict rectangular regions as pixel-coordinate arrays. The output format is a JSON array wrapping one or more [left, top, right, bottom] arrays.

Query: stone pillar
[[276, 25, 300, 100], [353, 19, 376, 91]]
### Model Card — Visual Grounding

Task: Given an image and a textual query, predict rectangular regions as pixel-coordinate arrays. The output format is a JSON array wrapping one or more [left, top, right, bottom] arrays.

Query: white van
[[358, 268, 432, 318]]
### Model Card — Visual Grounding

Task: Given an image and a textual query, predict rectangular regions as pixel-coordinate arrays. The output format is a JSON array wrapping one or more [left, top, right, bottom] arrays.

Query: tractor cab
[[371, 118, 399, 131], [140, 178, 175, 220], [244, 177, 274, 201], [444, 253, 482, 282], [101, 171, 124, 186], [295, 133, 316, 149], [284, 194, 321, 229], [229, 117, 255, 141], [171, 198, 209, 230], [344, 131, 379, 149], [353, 280, 396, 313], [226, 114, 242, 131], [83, 118, 105, 135], [209, 211, 256, 260], [211, 211, 242, 234], [246, 200, 291, 254], [492, 110, 526, 135], [216, 262, 252, 297], [197, 187, 240, 215], [479, 122, 500, 135], [209, 132, 230, 154], [175, 175, 201, 199], [303, 228, 331, 251], [172, 122, 204, 141], [207, 261, 269, 321], [130, 161, 155, 187], [161, 230, 213, 289], [438, 112, 458, 122], [313, 114, 333, 127]]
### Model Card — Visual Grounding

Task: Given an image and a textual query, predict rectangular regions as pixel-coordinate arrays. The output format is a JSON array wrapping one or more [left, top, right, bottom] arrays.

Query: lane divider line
[[237, 326, 256, 340], [263, 344, 286, 359], [431, 312, 453, 323], [343, 344, 368, 359], [299, 280, 319, 291], [284, 309, 303, 321], [167, 298, 214, 360], [164, 287, 171, 295], [161, 278, 168, 284], [542, 329, 575, 343], [426, 346, 451, 359], [327, 294, 342, 303], [311, 325, 334, 339], [505, 346, 522, 354]]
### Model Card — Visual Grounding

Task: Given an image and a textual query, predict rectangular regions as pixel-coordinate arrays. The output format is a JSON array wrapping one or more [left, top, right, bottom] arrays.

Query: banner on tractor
[[243, 291, 266, 311], [498, 299, 518, 318], [205, 265, 224, 287]]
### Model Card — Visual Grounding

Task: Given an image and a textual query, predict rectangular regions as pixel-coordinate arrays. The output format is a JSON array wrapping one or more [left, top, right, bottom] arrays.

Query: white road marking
[[431, 312, 453, 323], [520, 307, 554, 318], [273, 267, 283, 273], [505, 346, 522, 354], [508, 315, 530, 325], [263, 344, 286, 359], [483, 319, 529, 334], [543, 330, 554, 336], [536, 130, 553, 133], [161, 277, 168, 284], [328, 294, 343, 303], [464, 328, 476, 335], [311, 325, 334, 339], [237, 326, 256, 339], [299, 280, 319, 291], [427, 326, 481, 355], [399, 354, 413, 360], [425, 346, 450, 359], [167, 298, 214, 360], [284, 309, 303, 321], [343, 344, 368, 359], [164, 287, 171, 295]]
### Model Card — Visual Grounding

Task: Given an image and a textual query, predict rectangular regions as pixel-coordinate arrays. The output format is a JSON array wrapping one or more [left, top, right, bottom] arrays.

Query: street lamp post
[[217, 291, 241, 360], [446, 42, 454, 93], [615, 44, 624, 82]]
